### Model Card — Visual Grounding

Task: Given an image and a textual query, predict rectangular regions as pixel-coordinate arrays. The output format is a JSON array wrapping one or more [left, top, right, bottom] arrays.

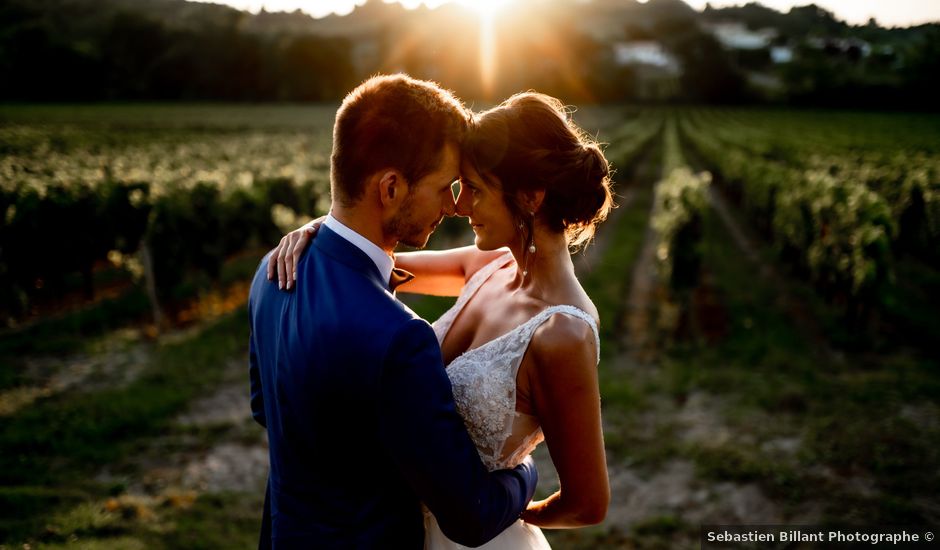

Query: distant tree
[[902, 26, 940, 109], [102, 11, 167, 98], [652, 13, 747, 103], [279, 35, 355, 101]]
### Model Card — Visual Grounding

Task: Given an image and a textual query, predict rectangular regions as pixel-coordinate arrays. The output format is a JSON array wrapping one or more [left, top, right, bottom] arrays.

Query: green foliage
[[658, 204, 940, 523], [651, 118, 710, 297], [0, 0, 356, 101], [679, 109, 933, 322], [0, 106, 334, 324]]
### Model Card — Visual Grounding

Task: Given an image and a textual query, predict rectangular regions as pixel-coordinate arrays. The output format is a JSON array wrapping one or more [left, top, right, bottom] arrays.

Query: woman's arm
[[393, 247, 507, 296], [520, 316, 609, 528], [267, 219, 507, 296]]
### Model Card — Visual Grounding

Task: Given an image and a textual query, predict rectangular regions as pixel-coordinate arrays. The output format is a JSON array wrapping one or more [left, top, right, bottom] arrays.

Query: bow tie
[[389, 266, 415, 291]]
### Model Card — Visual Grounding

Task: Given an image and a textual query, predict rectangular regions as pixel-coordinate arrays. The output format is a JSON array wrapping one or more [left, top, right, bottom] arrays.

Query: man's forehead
[[435, 142, 460, 172]]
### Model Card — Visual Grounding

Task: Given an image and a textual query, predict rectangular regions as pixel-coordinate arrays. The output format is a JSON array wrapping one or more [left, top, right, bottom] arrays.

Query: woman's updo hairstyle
[[464, 92, 613, 249]]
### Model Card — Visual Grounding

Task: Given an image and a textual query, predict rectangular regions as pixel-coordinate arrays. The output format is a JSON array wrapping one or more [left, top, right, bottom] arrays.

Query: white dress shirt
[[322, 214, 394, 284]]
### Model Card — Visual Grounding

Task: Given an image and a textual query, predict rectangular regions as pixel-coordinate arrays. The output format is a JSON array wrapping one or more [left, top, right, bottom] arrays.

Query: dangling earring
[[522, 211, 536, 278], [527, 211, 537, 255]]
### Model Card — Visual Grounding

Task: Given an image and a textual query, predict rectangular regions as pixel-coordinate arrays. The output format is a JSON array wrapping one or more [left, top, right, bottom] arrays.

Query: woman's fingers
[[290, 228, 315, 286], [267, 236, 285, 284], [270, 220, 322, 290], [276, 235, 290, 289], [284, 233, 298, 290]]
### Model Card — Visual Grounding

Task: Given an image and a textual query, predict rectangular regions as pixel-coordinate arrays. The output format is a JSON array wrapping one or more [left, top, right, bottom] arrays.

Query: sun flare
[[455, 0, 511, 99], [458, 0, 511, 17]]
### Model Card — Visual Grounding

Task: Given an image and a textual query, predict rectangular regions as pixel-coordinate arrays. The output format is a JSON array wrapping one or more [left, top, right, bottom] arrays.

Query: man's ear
[[519, 189, 546, 215], [377, 170, 407, 207]]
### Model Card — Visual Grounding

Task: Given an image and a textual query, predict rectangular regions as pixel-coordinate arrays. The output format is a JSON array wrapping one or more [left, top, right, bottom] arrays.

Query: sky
[[200, 0, 940, 27]]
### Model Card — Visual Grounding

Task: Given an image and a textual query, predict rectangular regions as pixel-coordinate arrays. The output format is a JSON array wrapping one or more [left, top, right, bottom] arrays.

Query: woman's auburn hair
[[464, 92, 614, 249]]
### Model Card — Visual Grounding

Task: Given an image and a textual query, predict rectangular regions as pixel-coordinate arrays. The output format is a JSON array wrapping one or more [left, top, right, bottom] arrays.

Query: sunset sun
[[458, 0, 511, 17]]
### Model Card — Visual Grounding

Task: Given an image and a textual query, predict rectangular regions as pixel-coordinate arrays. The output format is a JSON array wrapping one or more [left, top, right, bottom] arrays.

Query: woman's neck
[[507, 225, 575, 299]]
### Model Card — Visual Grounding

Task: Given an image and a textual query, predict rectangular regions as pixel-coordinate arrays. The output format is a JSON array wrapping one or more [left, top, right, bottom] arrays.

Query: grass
[[10, 491, 263, 549], [152, 492, 261, 550], [0, 287, 152, 359], [0, 307, 250, 543]]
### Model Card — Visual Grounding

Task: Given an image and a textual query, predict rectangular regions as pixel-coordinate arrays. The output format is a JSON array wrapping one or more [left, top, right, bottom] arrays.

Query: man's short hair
[[331, 74, 471, 205]]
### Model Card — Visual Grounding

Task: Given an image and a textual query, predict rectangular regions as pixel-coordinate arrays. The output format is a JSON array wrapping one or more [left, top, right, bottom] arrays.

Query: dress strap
[[520, 305, 601, 365], [432, 251, 513, 344], [459, 251, 514, 306]]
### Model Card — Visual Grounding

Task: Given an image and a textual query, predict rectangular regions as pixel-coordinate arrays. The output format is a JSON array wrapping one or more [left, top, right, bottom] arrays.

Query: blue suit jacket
[[248, 226, 537, 549]]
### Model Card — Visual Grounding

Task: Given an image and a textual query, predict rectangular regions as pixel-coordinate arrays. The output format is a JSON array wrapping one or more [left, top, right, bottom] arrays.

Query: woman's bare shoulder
[[530, 309, 597, 366]]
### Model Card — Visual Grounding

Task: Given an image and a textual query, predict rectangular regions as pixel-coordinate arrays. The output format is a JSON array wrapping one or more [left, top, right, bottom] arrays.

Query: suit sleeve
[[377, 319, 538, 547]]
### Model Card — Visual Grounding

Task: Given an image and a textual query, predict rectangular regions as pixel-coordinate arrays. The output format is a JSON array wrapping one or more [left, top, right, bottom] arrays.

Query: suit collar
[[323, 214, 394, 284], [314, 225, 389, 290]]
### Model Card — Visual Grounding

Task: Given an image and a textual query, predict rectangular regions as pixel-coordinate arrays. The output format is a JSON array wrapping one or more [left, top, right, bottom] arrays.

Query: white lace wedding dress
[[423, 253, 600, 550]]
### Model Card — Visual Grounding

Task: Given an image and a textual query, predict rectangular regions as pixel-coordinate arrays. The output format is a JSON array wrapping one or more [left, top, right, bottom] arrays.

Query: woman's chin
[[473, 235, 492, 250]]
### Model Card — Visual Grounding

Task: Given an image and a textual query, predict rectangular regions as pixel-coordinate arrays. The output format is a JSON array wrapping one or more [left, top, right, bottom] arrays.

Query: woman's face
[[456, 159, 517, 251]]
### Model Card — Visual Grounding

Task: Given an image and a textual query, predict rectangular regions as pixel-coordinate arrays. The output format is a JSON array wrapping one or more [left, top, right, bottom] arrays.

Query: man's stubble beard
[[383, 190, 435, 249]]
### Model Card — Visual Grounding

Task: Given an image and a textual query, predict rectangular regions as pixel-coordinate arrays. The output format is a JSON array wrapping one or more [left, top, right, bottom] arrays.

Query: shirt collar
[[323, 214, 394, 284]]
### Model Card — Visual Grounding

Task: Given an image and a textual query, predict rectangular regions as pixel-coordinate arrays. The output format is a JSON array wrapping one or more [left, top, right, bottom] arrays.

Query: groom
[[248, 74, 538, 548]]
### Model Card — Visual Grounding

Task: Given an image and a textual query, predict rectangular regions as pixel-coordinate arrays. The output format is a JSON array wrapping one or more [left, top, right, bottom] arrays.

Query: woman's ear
[[519, 189, 546, 215]]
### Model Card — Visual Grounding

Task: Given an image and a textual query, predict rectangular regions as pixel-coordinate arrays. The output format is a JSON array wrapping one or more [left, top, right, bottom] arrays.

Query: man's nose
[[443, 188, 457, 217]]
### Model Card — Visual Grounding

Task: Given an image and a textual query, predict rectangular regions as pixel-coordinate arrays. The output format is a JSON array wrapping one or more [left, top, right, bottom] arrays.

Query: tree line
[[1, 0, 939, 107], [0, 1, 356, 101]]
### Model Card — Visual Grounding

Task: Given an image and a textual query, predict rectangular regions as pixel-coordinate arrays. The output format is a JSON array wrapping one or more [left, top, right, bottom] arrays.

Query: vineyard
[[1, 104, 938, 549]]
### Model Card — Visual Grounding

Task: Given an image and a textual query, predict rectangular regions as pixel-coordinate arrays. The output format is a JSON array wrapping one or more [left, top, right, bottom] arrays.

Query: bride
[[272, 92, 611, 548]]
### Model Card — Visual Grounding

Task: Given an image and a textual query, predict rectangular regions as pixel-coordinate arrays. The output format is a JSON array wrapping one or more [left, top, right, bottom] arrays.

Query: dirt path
[[0, 329, 151, 416], [621, 208, 659, 359], [97, 357, 268, 497], [619, 139, 665, 360]]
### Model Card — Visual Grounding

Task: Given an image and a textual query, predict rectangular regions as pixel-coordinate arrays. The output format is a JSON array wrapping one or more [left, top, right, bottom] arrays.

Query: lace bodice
[[431, 252, 600, 471]]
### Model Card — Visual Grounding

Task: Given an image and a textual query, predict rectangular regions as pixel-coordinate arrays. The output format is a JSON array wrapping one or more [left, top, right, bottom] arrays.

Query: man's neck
[[330, 205, 395, 255]]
